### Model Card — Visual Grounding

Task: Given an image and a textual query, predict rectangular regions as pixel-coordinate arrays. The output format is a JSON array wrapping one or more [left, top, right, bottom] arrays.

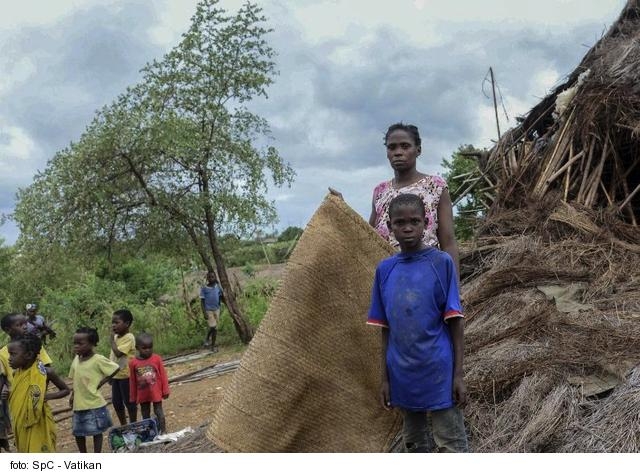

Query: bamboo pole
[[546, 150, 584, 186], [533, 111, 574, 197], [584, 139, 609, 206], [618, 181, 640, 212], [577, 141, 596, 201]]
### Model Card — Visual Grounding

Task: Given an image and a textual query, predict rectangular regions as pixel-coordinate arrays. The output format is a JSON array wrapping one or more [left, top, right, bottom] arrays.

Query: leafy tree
[[441, 145, 488, 241], [277, 226, 303, 242], [12, 0, 293, 343]]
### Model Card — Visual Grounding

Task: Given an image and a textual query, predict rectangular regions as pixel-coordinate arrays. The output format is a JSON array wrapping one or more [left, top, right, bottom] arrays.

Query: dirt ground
[[49, 347, 240, 453]]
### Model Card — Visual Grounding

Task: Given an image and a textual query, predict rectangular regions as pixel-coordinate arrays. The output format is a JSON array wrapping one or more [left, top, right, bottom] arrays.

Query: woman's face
[[386, 129, 421, 173]]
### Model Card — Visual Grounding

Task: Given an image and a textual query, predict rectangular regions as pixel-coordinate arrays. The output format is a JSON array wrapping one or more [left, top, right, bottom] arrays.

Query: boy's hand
[[163, 394, 169, 400], [380, 381, 391, 410], [453, 375, 467, 408]]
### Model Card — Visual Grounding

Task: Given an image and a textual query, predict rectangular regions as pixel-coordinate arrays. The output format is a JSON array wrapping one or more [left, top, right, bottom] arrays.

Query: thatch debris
[[460, 0, 640, 452]]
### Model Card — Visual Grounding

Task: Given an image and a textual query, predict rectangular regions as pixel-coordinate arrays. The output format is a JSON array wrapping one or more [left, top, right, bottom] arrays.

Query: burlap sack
[[207, 194, 401, 452]]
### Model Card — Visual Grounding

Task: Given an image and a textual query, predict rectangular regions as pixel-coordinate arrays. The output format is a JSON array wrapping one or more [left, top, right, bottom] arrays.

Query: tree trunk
[[210, 230, 254, 344], [199, 172, 254, 343]]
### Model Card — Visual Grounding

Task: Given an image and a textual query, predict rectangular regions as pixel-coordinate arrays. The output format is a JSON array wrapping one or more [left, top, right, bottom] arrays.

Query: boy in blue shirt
[[367, 193, 469, 452], [200, 272, 225, 352]]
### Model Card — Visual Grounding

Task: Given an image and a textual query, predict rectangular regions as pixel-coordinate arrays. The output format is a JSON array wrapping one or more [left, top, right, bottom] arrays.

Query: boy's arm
[[380, 327, 391, 410], [448, 317, 466, 408], [110, 333, 126, 358]]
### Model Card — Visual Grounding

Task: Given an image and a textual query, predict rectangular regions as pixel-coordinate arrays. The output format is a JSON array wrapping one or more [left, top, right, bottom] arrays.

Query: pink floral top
[[372, 175, 448, 249]]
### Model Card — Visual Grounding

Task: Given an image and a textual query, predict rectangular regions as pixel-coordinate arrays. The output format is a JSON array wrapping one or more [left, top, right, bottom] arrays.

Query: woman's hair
[[384, 123, 421, 147], [113, 309, 133, 325], [388, 193, 426, 219], [9, 333, 42, 359], [75, 327, 100, 345]]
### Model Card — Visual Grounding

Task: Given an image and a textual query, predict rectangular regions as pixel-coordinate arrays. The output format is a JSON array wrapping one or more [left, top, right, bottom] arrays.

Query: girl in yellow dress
[[6, 333, 70, 452]]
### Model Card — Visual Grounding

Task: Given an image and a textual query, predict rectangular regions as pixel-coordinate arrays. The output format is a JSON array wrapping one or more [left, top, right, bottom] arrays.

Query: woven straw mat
[[207, 194, 401, 452]]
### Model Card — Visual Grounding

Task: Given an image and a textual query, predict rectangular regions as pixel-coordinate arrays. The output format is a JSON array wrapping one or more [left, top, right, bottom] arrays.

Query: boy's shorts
[[206, 309, 220, 328], [72, 405, 113, 437], [402, 406, 469, 452]]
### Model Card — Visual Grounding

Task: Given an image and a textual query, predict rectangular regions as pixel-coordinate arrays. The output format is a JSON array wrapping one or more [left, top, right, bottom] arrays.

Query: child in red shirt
[[129, 333, 170, 434]]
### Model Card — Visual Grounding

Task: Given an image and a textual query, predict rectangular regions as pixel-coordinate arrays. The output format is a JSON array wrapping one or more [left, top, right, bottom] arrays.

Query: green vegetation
[[12, 0, 294, 344], [0, 219, 299, 374], [441, 145, 488, 241]]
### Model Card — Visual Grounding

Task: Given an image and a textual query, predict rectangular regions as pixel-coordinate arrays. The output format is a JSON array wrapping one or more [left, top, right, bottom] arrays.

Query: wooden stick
[[546, 150, 584, 186], [584, 139, 609, 206], [599, 181, 613, 206], [618, 181, 640, 212], [577, 141, 596, 201]]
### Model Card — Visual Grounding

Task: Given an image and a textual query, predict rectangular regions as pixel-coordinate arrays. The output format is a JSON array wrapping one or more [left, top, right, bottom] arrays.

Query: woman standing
[[368, 122, 459, 273]]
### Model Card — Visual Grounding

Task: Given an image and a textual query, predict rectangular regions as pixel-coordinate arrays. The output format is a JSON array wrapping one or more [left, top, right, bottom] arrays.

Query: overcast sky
[[0, 0, 628, 244]]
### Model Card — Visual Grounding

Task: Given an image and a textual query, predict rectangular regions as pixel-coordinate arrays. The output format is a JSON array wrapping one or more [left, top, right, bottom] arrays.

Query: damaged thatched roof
[[461, 0, 640, 452], [467, 0, 640, 225]]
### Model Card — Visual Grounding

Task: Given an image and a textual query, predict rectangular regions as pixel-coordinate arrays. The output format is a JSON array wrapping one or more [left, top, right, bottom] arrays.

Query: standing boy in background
[[367, 193, 469, 453], [24, 303, 57, 345], [200, 272, 225, 352]]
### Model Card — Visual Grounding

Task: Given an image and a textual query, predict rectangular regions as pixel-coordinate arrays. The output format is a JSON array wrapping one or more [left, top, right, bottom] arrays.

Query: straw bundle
[[208, 194, 400, 452], [460, 197, 640, 451]]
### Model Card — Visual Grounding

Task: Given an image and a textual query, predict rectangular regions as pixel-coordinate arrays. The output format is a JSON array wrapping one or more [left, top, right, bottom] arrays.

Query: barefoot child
[[69, 327, 119, 453], [6, 333, 69, 452], [109, 309, 137, 426], [129, 333, 170, 434], [367, 193, 469, 452]]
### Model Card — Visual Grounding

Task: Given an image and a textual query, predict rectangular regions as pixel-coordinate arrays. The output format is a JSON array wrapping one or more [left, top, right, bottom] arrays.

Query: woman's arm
[[368, 198, 377, 227], [436, 189, 460, 278], [45, 368, 70, 401]]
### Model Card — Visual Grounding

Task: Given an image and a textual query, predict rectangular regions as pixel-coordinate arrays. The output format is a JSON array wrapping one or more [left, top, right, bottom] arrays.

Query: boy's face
[[136, 340, 153, 359], [112, 315, 130, 335], [387, 204, 426, 252], [207, 272, 217, 284], [6, 316, 27, 338]]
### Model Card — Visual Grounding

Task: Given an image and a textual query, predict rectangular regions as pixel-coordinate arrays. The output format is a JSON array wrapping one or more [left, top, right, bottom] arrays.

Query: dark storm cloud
[[258, 18, 612, 178], [1, 1, 165, 154]]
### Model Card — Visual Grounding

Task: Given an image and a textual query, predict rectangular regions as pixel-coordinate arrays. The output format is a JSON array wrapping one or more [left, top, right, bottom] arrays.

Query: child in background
[[367, 193, 469, 453], [200, 272, 225, 352], [6, 333, 69, 452], [109, 309, 137, 426], [24, 303, 57, 345], [69, 327, 119, 453], [129, 333, 170, 434]]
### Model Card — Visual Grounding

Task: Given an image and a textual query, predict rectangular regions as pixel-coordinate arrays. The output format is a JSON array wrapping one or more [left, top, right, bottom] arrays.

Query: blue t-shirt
[[367, 247, 463, 411], [200, 284, 222, 311]]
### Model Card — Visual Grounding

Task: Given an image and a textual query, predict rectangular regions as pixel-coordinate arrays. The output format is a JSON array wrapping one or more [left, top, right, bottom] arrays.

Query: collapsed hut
[[459, 0, 640, 452]]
